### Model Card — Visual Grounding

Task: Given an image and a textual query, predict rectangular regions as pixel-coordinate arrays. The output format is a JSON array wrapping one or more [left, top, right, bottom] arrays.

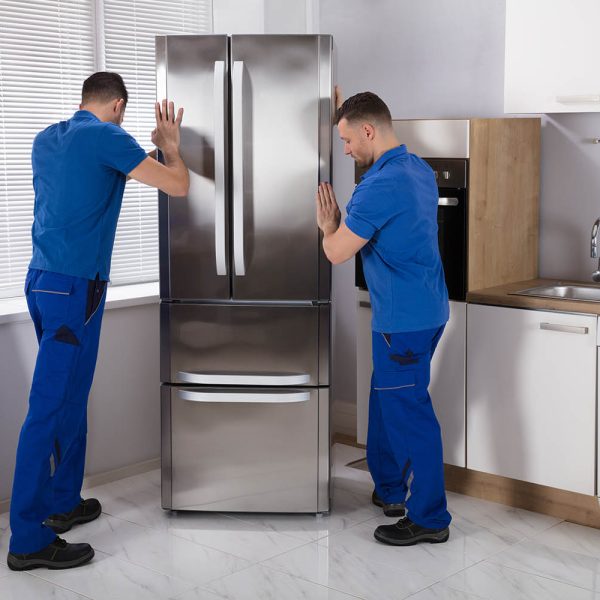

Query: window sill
[[0, 282, 160, 326]]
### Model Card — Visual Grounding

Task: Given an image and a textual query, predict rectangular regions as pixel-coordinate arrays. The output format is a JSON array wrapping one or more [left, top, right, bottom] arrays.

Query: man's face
[[337, 118, 374, 168]]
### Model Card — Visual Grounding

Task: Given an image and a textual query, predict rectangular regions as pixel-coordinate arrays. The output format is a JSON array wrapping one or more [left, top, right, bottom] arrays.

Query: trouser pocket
[[85, 277, 107, 325]]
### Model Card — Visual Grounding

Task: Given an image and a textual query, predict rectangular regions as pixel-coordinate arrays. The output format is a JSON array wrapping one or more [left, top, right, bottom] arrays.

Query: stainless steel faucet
[[592, 218, 600, 281]]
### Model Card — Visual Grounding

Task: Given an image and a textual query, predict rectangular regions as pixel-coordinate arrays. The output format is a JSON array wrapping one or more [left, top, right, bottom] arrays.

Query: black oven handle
[[438, 197, 459, 207]]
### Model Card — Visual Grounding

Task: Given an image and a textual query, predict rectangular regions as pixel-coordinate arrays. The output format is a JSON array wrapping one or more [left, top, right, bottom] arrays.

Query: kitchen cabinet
[[505, 0, 600, 113], [356, 292, 466, 468], [467, 303, 597, 495]]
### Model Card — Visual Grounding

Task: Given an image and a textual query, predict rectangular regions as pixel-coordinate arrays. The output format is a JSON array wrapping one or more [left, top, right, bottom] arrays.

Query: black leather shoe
[[371, 490, 406, 518], [7, 537, 94, 571], [45, 498, 102, 533], [374, 517, 449, 546]]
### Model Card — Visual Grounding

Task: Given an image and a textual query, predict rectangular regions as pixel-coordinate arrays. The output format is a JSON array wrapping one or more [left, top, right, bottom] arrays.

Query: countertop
[[467, 278, 600, 316]]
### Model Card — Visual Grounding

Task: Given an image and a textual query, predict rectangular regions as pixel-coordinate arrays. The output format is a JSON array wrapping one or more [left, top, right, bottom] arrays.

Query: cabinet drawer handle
[[540, 322, 589, 335], [359, 301, 371, 309], [556, 95, 600, 104]]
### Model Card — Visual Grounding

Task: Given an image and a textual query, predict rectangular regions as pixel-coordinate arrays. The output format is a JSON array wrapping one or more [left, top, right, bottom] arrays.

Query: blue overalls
[[10, 270, 106, 553], [345, 145, 451, 530], [9, 109, 147, 553]]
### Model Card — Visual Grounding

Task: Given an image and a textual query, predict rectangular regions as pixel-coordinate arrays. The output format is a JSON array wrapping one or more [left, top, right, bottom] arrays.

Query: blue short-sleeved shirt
[[345, 145, 449, 333], [29, 110, 148, 281]]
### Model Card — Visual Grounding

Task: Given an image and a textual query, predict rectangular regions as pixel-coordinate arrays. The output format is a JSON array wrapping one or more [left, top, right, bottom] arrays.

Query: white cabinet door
[[430, 301, 466, 467], [467, 304, 597, 494], [356, 294, 466, 468], [356, 289, 373, 446], [505, 0, 600, 113]]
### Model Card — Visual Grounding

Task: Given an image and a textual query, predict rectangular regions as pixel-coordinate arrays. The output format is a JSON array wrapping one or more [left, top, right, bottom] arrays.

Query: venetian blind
[[0, 0, 95, 297], [102, 0, 211, 285]]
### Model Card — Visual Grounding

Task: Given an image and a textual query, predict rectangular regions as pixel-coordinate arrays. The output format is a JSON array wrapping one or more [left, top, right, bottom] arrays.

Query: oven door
[[437, 188, 467, 301]]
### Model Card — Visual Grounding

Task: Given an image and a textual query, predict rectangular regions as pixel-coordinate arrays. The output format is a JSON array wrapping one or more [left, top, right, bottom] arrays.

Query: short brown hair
[[334, 92, 392, 127], [81, 72, 128, 106]]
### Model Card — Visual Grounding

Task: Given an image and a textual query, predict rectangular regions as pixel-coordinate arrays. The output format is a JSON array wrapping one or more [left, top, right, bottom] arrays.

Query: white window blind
[[102, 0, 211, 285], [0, 0, 95, 297], [0, 0, 212, 297]]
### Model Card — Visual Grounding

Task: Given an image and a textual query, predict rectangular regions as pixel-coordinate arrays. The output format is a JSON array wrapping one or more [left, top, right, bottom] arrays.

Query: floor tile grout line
[[27, 570, 97, 600], [485, 554, 600, 595], [258, 561, 369, 600]]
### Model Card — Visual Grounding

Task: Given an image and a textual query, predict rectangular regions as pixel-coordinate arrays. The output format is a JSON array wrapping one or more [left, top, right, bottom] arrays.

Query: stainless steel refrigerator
[[157, 35, 333, 513]]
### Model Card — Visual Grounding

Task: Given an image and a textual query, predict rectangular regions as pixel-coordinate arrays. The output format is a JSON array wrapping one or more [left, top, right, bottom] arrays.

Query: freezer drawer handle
[[540, 322, 589, 335], [178, 389, 310, 404], [232, 60, 246, 276], [177, 371, 311, 385], [214, 61, 228, 276]]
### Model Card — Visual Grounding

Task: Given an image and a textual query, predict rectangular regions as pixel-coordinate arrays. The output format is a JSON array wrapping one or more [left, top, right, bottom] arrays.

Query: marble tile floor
[[1, 444, 600, 599]]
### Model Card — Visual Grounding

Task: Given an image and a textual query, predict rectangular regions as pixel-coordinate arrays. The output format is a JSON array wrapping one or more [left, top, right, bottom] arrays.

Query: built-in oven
[[354, 156, 468, 301]]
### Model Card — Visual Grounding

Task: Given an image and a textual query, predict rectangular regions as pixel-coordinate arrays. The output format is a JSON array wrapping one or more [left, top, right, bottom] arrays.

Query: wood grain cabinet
[[467, 303, 597, 495], [505, 0, 600, 113]]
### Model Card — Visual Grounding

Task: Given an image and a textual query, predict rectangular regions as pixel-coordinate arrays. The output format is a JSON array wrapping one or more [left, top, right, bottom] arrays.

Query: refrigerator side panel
[[230, 35, 330, 301], [318, 35, 333, 302], [161, 385, 172, 510], [318, 387, 331, 512], [158, 35, 230, 300]]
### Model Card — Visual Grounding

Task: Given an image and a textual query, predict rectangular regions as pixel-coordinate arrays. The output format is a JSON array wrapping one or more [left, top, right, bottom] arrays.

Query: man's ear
[[114, 98, 125, 114], [362, 123, 376, 140]]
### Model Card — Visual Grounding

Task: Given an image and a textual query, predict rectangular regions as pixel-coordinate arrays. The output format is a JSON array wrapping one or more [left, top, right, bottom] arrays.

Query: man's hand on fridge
[[316, 182, 341, 236], [151, 99, 184, 155], [334, 85, 344, 111]]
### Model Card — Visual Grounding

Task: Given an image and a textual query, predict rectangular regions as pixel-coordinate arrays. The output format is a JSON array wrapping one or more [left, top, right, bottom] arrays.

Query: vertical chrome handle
[[232, 60, 246, 276], [214, 61, 227, 276]]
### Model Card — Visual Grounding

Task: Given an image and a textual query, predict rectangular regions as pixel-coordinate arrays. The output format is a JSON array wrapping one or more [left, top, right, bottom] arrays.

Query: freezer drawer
[[161, 385, 330, 512], [161, 302, 330, 386]]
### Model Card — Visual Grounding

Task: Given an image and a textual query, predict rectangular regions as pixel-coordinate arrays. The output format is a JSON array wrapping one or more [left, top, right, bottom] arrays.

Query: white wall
[[0, 303, 159, 503]]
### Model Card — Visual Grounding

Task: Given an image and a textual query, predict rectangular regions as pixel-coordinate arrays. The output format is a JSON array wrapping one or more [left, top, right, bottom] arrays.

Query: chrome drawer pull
[[178, 390, 310, 404], [177, 372, 311, 385], [540, 322, 589, 335]]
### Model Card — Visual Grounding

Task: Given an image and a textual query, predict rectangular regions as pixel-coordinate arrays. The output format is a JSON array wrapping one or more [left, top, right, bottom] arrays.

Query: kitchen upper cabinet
[[356, 293, 466, 468], [467, 304, 597, 494], [505, 0, 600, 113]]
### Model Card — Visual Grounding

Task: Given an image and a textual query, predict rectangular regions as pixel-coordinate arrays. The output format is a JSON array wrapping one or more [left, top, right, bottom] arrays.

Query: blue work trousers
[[10, 269, 106, 553], [367, 326, 452, 530]]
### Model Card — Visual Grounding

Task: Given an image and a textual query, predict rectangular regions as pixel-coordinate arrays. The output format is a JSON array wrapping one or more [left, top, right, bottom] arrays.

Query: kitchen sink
[[510, 284, 600, 303]]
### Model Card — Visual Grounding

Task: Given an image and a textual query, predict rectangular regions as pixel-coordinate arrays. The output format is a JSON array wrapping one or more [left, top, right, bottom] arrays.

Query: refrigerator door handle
[[178, 389, 310, 404], [232, 60, 246, 276], [214, 61, 228, 276], [177, 371, 311, 386]]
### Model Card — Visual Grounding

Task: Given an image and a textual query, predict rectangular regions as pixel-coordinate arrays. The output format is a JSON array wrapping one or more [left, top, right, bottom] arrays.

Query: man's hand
[[316, 182, 341, 236], [334, 85, 344, 110], [151, 100, 183, 153]]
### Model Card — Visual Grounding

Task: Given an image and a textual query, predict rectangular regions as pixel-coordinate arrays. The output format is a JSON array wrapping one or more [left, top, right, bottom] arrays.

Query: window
[[0, 0, 212, 297]]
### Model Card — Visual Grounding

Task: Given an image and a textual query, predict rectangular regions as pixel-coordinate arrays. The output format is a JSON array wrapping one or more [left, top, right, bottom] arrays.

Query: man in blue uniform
[[7, 72, 189, 571], [316, 91, 451, 546]]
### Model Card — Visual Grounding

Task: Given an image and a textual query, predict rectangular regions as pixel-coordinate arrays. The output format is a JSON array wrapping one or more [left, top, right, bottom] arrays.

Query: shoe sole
[[374, 528, 449, 546], [372, 495, 406, 517], [383, 507, 406, 518], [7, 548, 95, 571], [45, 505, 102, 534]]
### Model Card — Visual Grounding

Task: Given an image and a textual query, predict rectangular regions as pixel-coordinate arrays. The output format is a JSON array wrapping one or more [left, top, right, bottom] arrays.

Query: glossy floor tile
[[2, 444, 600, 600]]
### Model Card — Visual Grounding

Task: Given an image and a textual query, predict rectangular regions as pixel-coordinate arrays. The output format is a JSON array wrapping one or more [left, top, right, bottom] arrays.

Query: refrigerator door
[[230, 35, 333, 301], [161, 302, 330, 387], [162, 385, 329, 512], [157, 35, 230, 300]]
